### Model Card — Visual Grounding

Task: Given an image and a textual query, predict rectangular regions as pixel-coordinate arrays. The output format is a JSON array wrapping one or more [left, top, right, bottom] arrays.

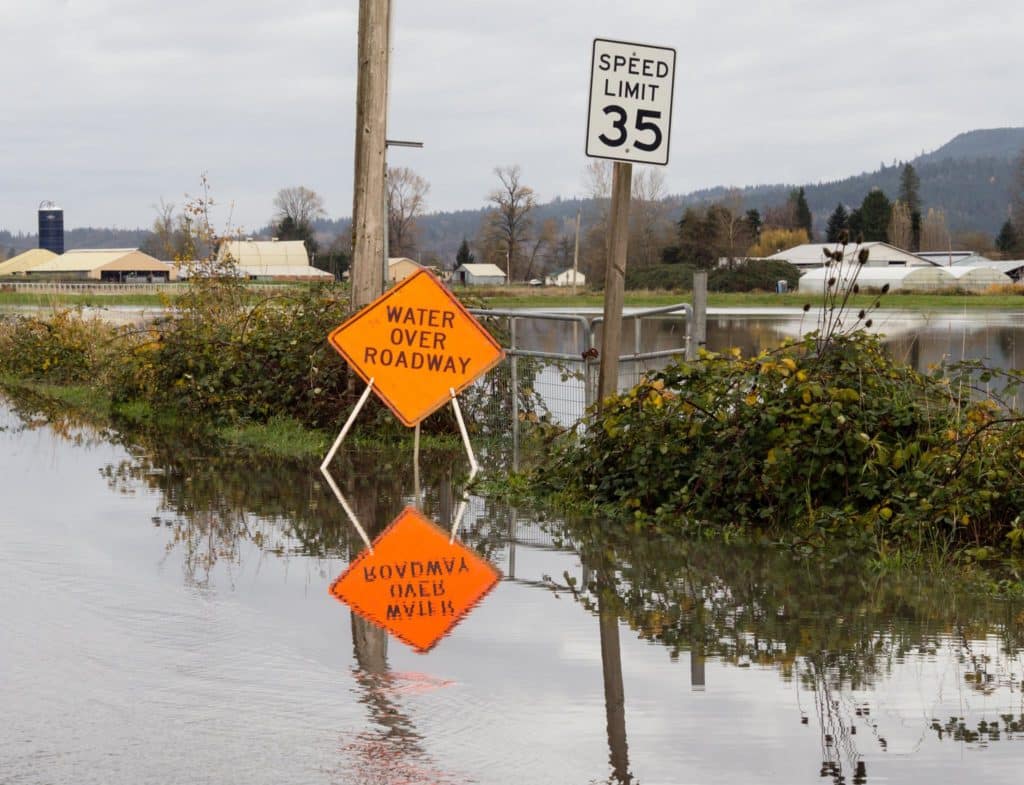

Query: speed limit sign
[[586, 38, 676, 166]]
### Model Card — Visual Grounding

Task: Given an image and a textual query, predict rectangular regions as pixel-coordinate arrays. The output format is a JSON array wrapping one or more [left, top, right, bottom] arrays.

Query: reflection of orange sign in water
[[328, 269, 504, 427], [330, 507, 502, 652]]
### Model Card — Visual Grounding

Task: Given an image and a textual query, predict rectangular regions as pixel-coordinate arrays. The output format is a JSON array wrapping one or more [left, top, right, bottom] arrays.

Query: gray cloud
[[1, 0, 1021, 233]]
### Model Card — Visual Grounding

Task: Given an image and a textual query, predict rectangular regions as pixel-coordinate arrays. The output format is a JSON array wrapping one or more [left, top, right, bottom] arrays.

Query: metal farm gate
[[468, 304, 695, 468]]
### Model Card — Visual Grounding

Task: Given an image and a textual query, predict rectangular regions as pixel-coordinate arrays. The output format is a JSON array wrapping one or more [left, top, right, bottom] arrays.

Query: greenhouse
[[946, 266, 1013, 292], [798, 265, 955, 294]]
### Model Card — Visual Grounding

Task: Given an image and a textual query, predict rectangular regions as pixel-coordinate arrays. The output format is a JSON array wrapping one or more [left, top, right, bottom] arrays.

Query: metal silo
[[38, 201, 64, 254]]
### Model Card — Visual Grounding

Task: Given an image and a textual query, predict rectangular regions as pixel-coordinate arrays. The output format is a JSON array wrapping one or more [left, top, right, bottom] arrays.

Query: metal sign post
[[586, 37, 676, 406], [319, 269, 506, 651]]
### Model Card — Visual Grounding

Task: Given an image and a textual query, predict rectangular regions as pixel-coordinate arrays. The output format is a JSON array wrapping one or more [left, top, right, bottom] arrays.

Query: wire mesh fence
[[468, 306, 694, 465]]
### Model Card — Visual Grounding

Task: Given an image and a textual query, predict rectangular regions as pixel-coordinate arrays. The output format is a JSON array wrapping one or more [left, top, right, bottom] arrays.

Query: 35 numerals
[[598, 105, 663, 152]]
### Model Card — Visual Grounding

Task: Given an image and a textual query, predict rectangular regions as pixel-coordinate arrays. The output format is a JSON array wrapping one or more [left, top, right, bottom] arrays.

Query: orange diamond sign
[[328, 269, 504, 426], [329, 506, 502, 652]]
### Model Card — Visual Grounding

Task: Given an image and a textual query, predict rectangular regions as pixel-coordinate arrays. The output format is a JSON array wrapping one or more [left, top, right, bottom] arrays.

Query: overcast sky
[[1, 0, 1021, 234]]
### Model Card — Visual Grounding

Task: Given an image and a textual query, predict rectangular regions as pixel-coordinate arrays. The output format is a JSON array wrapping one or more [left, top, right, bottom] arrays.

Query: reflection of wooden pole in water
[[346, 457, 391, 671], [690, 646, 706, 691], [598, 590, 631, 784], [352, 612, 389, 674], [438, 469, 453, 530], [507, 506, 517, 579]]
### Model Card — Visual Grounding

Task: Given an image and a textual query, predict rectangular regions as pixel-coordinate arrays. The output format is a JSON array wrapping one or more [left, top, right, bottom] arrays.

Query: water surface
[[1, 393, 1022, 785]]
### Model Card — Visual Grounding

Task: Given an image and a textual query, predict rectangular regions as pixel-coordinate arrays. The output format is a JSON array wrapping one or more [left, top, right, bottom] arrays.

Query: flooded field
[[1, 391, 1022, 785]]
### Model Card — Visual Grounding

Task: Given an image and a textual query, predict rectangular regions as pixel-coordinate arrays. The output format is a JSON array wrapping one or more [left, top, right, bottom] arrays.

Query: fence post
[[688, 272, 708, 360], [510, 317, 519, 473]]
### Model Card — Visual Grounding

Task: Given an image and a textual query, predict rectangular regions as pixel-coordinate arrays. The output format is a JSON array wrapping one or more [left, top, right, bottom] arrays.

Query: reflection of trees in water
[[113, 440, 469, 584], [0, 388, 118, 449], [561, 522, 1024, 783], [563, 531, 1023, 681], [2, 384, 473, 582]]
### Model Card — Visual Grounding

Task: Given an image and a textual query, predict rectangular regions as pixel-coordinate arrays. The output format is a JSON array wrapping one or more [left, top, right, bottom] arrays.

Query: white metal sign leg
[[449, 387, 479, 543], [319, 379, 376, 553]]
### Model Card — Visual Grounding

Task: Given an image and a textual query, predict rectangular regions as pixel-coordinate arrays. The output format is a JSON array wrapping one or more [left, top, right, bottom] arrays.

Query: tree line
[[12, 137, 1022, 274]]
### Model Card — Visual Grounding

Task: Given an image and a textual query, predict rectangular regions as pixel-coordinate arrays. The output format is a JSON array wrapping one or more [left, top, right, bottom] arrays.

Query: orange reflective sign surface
[[328, 269, 504, 426], [329, 507, 502, 652]]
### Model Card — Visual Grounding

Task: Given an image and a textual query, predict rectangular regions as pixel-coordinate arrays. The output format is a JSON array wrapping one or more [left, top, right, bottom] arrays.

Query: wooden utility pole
[[572, 206, 581, 296], [597, 161, 632, 405], [351, 0, 391, 309]]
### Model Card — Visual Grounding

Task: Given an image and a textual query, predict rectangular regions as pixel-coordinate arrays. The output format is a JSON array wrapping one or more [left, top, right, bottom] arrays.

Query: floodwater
[[502, 308, 1024, 426], [1, 391, 1022, 785]]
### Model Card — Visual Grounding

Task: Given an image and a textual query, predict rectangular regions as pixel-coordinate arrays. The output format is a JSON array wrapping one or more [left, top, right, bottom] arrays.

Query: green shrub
[[625, 264, 695, 291], [542, 330, 1024, 553], [708, 259, 800, 292], [0, 309, 117, 385]]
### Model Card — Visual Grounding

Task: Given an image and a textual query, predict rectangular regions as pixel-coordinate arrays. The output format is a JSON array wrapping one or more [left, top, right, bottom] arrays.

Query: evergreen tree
[[995, 219, 1020, 256], [677, 206, 719, 269], [899, 164, 922, 250], [275, 214, 319, 257], [456, 237, 475, 266], [858, 190, 892, 242], [790, 187, 813, 240], [744, 208, 762, 240], [846, 208, 863, 241], [825, 203, 848, 243], [898, 163, 921, 214]]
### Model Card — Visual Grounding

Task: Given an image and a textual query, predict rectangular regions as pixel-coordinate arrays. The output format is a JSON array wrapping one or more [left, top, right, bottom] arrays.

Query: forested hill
[[3, 128, 1021, 262], [682, 127, 1024, 236], [1, 227, 152, 256], [408, 127, 1024, 261]]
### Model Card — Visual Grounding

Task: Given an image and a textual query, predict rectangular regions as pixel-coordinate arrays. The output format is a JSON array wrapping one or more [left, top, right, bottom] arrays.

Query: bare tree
[[709, 189, 752, 268], [763, 200, 798, 230], [523, 218, 558, 281], [584, 160, 613, 201], [920, 207, 951, 252], [273, 186, 327, 225], [580, 162, 613, 285], [888, 201, 913, 250], [1012, 148, 1024, 223], [485, 165, 536, 281], [387, 166, 429, 257], [629, 168, 670, 269]]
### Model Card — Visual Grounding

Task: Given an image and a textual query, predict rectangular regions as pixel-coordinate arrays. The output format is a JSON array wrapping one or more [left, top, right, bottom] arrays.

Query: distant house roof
[[918, 251, 979, 265], [769, 242, 936, 268], [0, 248, 57, 275], [951, 256, 1023, 272], [454, 263, 506, 277], [388, 257, 424, 282], [31, 249, 173, 277], [546, 269, 586, 285]]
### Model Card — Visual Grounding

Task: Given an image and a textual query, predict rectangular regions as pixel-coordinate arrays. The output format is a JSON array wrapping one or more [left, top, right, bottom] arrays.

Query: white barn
[[216, 239, 334, 281], [452, 263, 506, 286], [545, 269, 586, 287], [770, 242, 937, 271]]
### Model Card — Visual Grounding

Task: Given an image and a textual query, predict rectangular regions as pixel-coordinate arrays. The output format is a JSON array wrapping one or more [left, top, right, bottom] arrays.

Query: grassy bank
[[4, 284, 1024, 313], [0, 376, 470, 460], [478, 287, 1024, 310], [0, 291, 170, 307]]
